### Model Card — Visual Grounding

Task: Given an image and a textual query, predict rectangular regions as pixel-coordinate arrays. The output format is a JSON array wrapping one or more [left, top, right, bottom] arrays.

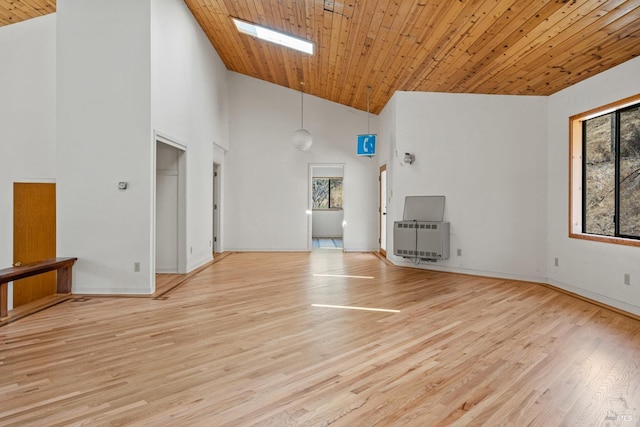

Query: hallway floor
[[312, 237, 343, 249]]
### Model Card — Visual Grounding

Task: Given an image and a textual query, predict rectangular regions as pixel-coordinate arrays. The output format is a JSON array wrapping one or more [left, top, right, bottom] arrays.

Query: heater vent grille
[[393, 221, 450, 261]]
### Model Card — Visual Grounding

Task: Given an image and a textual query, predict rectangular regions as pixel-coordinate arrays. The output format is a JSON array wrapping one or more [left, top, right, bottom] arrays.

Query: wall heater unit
[[393, 195, 450, 261], [393, 221, 450, 261]]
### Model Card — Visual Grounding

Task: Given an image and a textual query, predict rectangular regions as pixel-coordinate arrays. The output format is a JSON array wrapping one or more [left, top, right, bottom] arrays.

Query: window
[[232, 18, 314, 55], [312, 178, 342, 209], [570, 94, 640, 245]]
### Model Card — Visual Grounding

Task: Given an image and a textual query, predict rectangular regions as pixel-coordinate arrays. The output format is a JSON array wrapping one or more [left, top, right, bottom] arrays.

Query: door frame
[[379, 165, 387, 257], [212, 162, 221, 254], [154, 132, 187, 278], [308, 163, 346, 251]]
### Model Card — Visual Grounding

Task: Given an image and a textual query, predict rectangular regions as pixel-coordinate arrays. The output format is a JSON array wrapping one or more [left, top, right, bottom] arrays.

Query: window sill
[[312, 208, 343, 212], [569, 232, 640, 248]]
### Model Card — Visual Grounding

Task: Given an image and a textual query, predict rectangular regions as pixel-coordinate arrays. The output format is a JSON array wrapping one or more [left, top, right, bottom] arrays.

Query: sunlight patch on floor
[[313, 273, 374, 279], [311, 304, 400, 313]]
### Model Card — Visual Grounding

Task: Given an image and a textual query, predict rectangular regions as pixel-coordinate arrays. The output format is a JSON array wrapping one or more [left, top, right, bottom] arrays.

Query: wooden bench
[[0, 257, 77, 319]]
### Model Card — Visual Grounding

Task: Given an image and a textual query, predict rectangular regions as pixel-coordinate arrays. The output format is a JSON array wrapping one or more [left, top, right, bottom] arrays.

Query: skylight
[[232, 18, 314, 55]]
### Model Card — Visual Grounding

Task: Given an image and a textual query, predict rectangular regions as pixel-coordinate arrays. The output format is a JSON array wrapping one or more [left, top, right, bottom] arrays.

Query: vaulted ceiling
[[2, 0, 640, 113]]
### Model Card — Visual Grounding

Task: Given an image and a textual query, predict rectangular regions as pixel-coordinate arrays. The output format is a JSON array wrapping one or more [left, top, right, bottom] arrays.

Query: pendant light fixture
[[292, 82, 312, 151]]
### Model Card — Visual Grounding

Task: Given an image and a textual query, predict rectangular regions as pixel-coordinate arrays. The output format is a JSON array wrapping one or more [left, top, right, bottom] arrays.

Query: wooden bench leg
[[1, 281, 7, 318], [56, 267, 72, 294]]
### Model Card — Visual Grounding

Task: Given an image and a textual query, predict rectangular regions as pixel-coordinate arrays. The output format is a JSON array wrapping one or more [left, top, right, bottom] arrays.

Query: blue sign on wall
[[357, 134, 376, 156]]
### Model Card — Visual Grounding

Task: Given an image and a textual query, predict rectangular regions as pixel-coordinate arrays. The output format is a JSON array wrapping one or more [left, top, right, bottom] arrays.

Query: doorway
[[13, 182, 56, 308], [379, 165, 387, 256], [155, 138, 186, 275], [310, 164, 345, 251], [212, 163, 221, 254]]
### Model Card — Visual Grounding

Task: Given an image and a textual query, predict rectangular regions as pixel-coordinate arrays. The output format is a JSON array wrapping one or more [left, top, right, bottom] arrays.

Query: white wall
[[54, 0, 229, 295], [151, 0, 229, 270], [382, 92, 548, 282], [547, 56, 640, 315], [312, 211, 343, 238], [57, 0, 153, 294], [0, 15, 57, 309], [225, 73, 379, 252], [313, 166, 344, 177]]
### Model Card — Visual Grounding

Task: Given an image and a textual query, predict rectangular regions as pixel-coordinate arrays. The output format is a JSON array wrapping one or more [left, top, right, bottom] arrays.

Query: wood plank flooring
[[1, 251, 640, 426]]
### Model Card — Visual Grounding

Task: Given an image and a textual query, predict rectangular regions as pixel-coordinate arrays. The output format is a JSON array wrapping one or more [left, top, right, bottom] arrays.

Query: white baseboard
[[387, 255, 640, 317], [388, 256, 546, 284], [72, 286, 152, 295], [187, 254, 214, 273], [225, 248, 310, 252], [548, 278, 640, 317]]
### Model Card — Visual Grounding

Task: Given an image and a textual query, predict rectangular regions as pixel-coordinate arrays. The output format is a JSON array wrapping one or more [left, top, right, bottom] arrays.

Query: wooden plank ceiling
[[2, 1, 640, 114]]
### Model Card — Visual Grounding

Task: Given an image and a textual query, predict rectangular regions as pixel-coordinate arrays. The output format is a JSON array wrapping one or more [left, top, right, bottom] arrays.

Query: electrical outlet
[[134, 262, 140, 272], [624, 273, 630, 286], [457, 249, 462, 256], [554, 258, 559, 267]]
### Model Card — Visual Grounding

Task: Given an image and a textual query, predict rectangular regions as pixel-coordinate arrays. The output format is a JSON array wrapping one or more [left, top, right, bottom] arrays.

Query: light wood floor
[[1, 251, 640, 426]]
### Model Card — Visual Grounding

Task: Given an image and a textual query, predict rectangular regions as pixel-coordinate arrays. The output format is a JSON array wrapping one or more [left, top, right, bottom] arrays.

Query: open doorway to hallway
[[155, 138, 186, 275], [379, 165, 387, 257], [212, 163, 221, 255], [310, 164, 345, 251]]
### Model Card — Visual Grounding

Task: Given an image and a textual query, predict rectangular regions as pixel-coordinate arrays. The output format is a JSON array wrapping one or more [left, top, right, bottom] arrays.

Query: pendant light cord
[[367, 86, 371, 134], [300, 82, 305, 129]]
